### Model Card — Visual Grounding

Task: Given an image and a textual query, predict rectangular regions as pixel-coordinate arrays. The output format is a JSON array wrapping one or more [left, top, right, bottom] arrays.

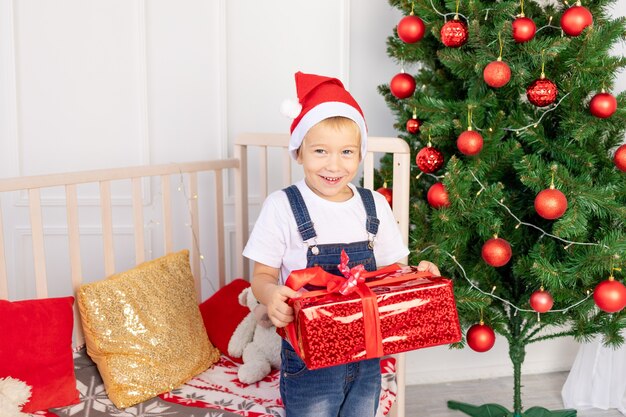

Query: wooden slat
[[363, 151, 375, 189], [65, 184, 83, 289], [132, 178, 145, 265], [189, 172, 201, 300], [233, 144, 249, 280], [283, 150, 292, 187], [161, 175, 173, 254], [214, 169, 226, 288], [259, 146, 268, 200], [235, 132, 290, 148], [393, 151, 411, 263], [0, 160, 238, 192], [65, 184, 85, 347], [28, 189, 48, 298], [0, 205, 8, 299], [99, 181, 115, 276]]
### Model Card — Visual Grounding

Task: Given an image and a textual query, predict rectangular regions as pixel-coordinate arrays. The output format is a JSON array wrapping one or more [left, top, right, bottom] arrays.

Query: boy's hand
[[267, 285, 300, 328], [417, 260, 440, 276]]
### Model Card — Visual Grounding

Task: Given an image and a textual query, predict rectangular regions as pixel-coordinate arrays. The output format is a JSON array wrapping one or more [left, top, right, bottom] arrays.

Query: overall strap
[[356, 187, 380, 236], [282, 185, 317, 241]]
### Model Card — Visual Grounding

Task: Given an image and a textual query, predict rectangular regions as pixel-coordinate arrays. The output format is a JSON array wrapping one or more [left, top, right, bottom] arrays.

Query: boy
[[243, 71, 439, 417]]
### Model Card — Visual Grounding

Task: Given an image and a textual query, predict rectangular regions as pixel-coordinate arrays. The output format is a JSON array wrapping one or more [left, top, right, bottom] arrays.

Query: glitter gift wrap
[[282, 265, 462, 370]]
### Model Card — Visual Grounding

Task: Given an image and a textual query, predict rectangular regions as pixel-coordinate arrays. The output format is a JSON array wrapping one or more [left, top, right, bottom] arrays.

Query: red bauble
[[406, 118, 421, 134], [483, 60, 511, 88], [440, 19, 469, 47], [589, 92, 617, 118], [614, 144, 626, 172], [530, 289, 554, 313], [560, 5, 593, 36], [466, 323, 496, 352], [527, 78, 558, 107], [390, 73, 416, 99], [427, 182, 450, 208], [376, 187, 393, 208], [457, 130, 484, 156], [512, 16, 536, 43], [534, 188, 568, 220], [416, 146, 445, 173], [593, 279, 626, 313], [482, 237, 512, 267], [398, 15, 426, 43]]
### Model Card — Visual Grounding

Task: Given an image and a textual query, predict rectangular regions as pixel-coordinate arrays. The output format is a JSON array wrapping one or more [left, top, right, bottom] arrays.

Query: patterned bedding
[[44, 349, 398, 417]]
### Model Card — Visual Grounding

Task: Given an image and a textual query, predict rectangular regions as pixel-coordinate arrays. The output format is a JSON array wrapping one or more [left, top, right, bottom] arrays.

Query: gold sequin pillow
[[77, 250, 220, 409]]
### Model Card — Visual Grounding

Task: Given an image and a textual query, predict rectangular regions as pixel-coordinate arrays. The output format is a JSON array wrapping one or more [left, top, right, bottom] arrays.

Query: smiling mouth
[[320, 175, 342, 184]]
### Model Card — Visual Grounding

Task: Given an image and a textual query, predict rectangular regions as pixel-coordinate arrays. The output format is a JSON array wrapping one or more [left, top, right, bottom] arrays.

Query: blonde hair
[[297, 117, 361, 157], [314, 116, 361, 140]]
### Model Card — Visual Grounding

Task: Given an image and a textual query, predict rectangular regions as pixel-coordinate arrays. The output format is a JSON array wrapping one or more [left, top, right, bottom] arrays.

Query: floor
[[405, 371, 625, 417]]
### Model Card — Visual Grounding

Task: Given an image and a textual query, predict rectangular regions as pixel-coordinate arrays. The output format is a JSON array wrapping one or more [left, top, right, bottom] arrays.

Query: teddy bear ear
[[238, 287, 250, 307]]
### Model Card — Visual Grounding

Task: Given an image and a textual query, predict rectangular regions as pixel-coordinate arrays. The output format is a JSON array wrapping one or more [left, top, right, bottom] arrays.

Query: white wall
[[1, 0, 624, 385]]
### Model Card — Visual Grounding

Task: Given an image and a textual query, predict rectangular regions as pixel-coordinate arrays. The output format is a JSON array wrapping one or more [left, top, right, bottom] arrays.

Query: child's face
[[296, 119, 361, 202]]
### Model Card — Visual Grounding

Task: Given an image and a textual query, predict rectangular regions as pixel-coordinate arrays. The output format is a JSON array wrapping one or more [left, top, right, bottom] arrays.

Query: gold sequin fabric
[[77, 250, 219, 409]]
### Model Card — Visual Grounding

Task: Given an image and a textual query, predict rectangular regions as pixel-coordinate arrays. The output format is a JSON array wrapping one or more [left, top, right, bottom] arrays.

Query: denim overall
[[280, 185, 382, 417]]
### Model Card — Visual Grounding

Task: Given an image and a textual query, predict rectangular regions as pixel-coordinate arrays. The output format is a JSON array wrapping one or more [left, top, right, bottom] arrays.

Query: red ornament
[[482, 237, 512, 267], [534, 188, 568, 220], [427, 182, 450, 208], [614, 144, 626, 172], [593, 279, 626, 313], [560, 5, 593, 36], [512, 16, 536, 43], [406, 118, 421, 134], [466, 323, 496, 352], [398, 15, 426, 43], [390, 72, 416, 99], [457, 130, 484, 156], [530, 288, 554, 313], [483, 60, 511, 88], [527, 78, 558, 107], [589, 92, 617, 118], [440, 19, 469, 47], [416, 146, 445, 173], [376, 187, 393, 208]]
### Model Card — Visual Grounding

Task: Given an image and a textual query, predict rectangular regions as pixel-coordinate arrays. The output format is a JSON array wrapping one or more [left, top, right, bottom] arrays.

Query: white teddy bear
[[227, 287, 281, 384], [0, 377, 31, 417]]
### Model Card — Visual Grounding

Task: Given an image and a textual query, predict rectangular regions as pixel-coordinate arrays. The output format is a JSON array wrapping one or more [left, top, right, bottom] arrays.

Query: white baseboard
[[403, 336, 580, 385]]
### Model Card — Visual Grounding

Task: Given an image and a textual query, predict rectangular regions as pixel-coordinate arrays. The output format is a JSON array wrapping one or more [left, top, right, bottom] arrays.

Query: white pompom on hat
[[283, 71, 368, 160]]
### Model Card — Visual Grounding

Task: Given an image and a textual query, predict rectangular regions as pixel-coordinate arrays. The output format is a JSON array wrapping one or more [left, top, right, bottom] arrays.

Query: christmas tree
[[378, 0, 626, 415]]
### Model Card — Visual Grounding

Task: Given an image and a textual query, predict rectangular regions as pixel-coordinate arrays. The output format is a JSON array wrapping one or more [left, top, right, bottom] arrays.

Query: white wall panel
[[226, 0, 350, 142], [145, 0, 225, 162], [350, 1, 402, 138], [13, 0, 146, 174]]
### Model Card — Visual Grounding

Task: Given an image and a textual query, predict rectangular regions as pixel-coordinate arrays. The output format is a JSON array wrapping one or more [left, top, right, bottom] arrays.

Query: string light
[[143, 168, 215, 293], [469, 170, 609, 249], [417, 245, 593, 314], [503, 92, 571, 134], [429, 0, 468, 20], [175, 170, 213, 292]]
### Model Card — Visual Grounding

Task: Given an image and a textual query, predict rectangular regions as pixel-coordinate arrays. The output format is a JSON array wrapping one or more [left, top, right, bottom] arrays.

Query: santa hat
[[281, 71, 368, 160]]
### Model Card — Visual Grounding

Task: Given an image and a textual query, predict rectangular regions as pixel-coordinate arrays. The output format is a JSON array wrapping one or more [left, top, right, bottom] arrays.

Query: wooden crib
[[0, 133, 411, 417]]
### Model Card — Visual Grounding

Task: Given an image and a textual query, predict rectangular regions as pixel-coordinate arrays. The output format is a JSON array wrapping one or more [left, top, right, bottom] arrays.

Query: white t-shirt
[[243, 179, 410, 285]]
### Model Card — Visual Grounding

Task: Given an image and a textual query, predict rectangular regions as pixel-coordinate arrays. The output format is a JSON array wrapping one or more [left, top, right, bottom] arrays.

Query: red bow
[[337, 250, 366, 295]]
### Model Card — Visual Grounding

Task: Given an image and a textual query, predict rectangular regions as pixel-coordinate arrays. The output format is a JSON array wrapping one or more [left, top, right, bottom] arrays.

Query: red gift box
[[282, 264, 462, 370]]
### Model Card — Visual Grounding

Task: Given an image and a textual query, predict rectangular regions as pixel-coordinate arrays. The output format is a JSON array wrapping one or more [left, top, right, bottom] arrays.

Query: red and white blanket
[[46, 351, 397, 417]]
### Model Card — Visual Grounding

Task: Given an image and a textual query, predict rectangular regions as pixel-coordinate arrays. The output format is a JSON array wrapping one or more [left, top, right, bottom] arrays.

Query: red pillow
[[199, 278, 250, 356], [0, 296, 79, 412]]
